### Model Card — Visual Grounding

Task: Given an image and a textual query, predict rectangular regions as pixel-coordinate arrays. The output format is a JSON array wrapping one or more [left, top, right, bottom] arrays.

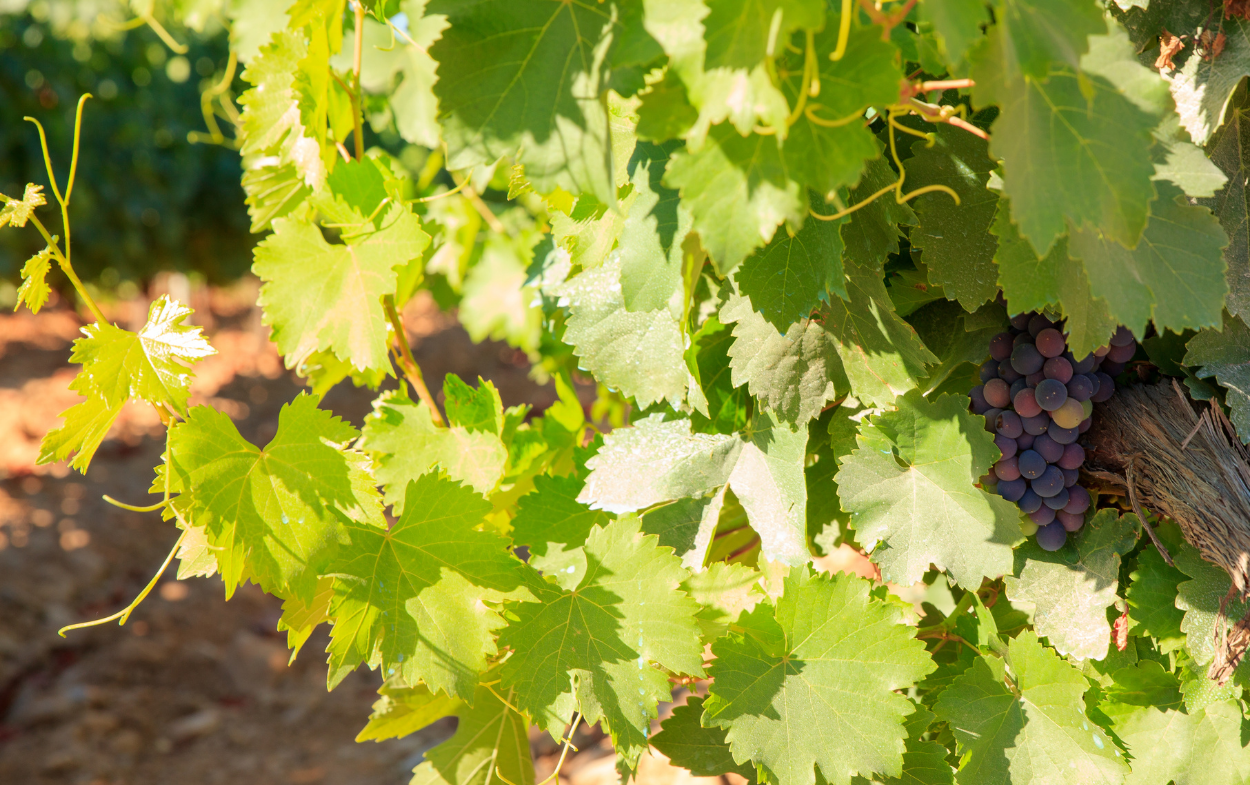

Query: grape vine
[[8, 0, 1250, 783]]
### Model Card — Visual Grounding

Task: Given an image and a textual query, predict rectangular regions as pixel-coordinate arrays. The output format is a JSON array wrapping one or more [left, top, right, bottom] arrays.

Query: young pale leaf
[[276, 576, 333, 661], [735, 210, 846, 331], [933, 631, 1128, 785], [411, 681, 534, 785], [442, 374, 503, 435], [255, 205, 429, 373], [498, 516, 704, 762], [15, 246, 53, 314], [1185, 311, 1250, 442], [1125, 545, 1188, 653], [702, 568, 935, 785], [356, 682, 463, 743], [650, 696, 757, 782], [1003, 510, 1139, 661], [165, 395, 381, 601], [361, 390, 507, 513], [326, 474, 529, 700], [38, 387, 125, 472], [71, 296, 215, 416], [681, 560, 766, 643], [0, 183, 46, 228], [237, 30, 324, 192], [835, 390, 1022, 589]]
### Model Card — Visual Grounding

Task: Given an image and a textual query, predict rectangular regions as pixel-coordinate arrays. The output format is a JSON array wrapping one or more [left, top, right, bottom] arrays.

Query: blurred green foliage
[[0, 3, 253, 286]]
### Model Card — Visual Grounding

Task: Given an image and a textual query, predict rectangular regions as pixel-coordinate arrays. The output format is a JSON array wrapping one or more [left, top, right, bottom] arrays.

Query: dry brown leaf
[[1155, 29, 1186, 70]]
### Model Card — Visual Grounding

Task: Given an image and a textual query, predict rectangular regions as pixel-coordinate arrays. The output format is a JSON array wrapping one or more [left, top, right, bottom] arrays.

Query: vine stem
[[28, 215, 106, 324], [351, 0, 366, 161], [383, 295, 446, 427]]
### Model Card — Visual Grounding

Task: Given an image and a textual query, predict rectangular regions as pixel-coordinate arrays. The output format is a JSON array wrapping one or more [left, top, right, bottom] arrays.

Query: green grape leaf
[[650, 697, 757, 782], [907, 301, 1000, 394], [1200, 103, 1250, 322], [276, 576, 333, 661], [1186, 311, 1250, 441], [995, 0, 1105, 80], [682, 560, 766, 643], [1179, 663, 1241, 712], [702, 568, 935, 785], [1126, 546, 1188, 653], [442, 374, 503, 435], [255, 205, 429, 373], [640, 487, 727, 572], [460, 233, 544, 357], [888, 262, 946, 317], [237, 30, 325, 191], [933, 631, 1128, 785], [356, 682, 463, 743], [918, 0, 989, 66], [839, 156, 917, 268], [327, 474, 529, 699], [165, 395, 382, 601], [1003, 510, 1140, 661], [15, 246, 53, 314], [689, 316, 751, 434], [70, 296, 215, 416], [1100, 662, 1250, 785], [555, 251, 696, 410], [735, 210, 846, 331], [906, 125, 1000, 310], [38, 388, 125, 472], [618, 141, 695, 313], [663, 124, 806, 275], [884, 704, 955, 785], [1067, 182, 1229, 338], [411, 681, 534, 785], [0, 183, 46, 228], [429, 0, 623, 205], [1173, 540, 1250, 665], [361, 390, 507, 513], [703, 0, 822, 72], [836, 390, 1022, 588], [511, 473, 612, 577], [241, 160, 310, 233], [1171, 18, 1250, 146], [498, 516, 704, 761]]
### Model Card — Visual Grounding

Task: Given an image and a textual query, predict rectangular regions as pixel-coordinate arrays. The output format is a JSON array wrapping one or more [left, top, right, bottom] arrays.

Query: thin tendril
[[496, 710, 582, 785], [831, 0, 853, 60], [805, 104, 864, 128], [103, 497, 167, 513], [410, 177, 470, 203], [24, 117, 64, 205], [58, 529, 188, 637], [65, 94, 92, 204], [785, 31, 816, 126]]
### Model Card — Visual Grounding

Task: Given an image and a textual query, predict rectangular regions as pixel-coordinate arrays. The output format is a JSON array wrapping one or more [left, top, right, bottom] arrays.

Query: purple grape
[[1056, 510, 1085, 533], [1028, 314, 1053, 337], [1011, 343, 1044, 375], [998, 361, 1023, 383], [1048, 421, 1080, 445], [1022, 412, 1050, 436], [1101, 360, 1126, 376], [994, 434, 1018, 460], [997, 410, 1024, 439], [983, 408, 1003, 432], [1066, 375, 1094, 402], [984, 378, 1011, 409], [980, 360, 1000, 382], [995, 456, 1021, 481], [1018, 488, 1043, 514], [990, 332, 1014, 361], [1043, 486, 1070, 510], [1018, 450, 1046, 480], [1010, 312, 1033, 331], [1026, 371, 1046, 387], [998, 477, 1027, 502], [1091, 373, 1115, 402], [1071, 353, 1096, 374], [1013, 388, 1043, 418], [1086, 373, 1101, 396], [1093, 344, 1111, 358], [1029, 505, 1057, 526], [1058, 443, 1085, 470], [1109, 326, 1136, 347], [1064, 486, 1091, 514], [1107, 341, 1136, 364], [1033, 465, 1066, 497], [1044, 356, 1073, 384], [1035, 378, 1068, 411], [1017, 432, 1035, 450], [1013, 332, 1034, 348], [1036, 328, 1066, 358], [1009, 378, 1029, 400], [1036, 522, 1067, 550], [1078, 417, 1092, 434], [1033, 433, 1064, 464], [970, 391, 991, 415], [1062, 467, 1079, 487]]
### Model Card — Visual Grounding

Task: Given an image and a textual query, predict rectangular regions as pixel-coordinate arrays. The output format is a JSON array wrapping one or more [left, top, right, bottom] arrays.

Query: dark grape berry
[[1066, 374, 1094, 402], [994, 456, 1021, 481], [1022, 413, 1050, 436], [1051, 397, 1085, 429], [984, 408, 1003, 432], [1072, 353, 1097, 374], [1091, 372, 1115, 402], [1035, 328, 1065, 358], [1101, 360, 1126, 376], [1056, 510, 1085, 533], [1107, 341, 1136, 364], [998, 477, 1027, 502], [1017, 432, 1035, 450], [1029, 505, 1057, 526], [998, 361, 1023, 383], [1009, 378, 1029, 400], [1058, 443, 1085, 470], [970, 385, 988, 412], [1033, 433, 1063, 464], [1035, 378, 1068, 411], [1011, 343, 1044, 375], [1065, 487, 1092, 516], [994, 434, 1018, 460], [1036, 522, 1067, 550], [979, 360, 998, 382], [1043, 356, 1073, 383], [1025, 371, 1046, 387], [1043, 486, 1070, 510], [1061, 467, 1079, 487], [1013, 332, 1033, 348], [1032, 465, 1065, 497], [996, 410, 1024, 438], [984, 378, 1011, 408], [1109, 326, 1136, 347], [989, 332, 1014, 361], [1078, 417, 1092, 434], [1018, 488, 1043, 514], [1028, 314, 1053, 337], [1048, 421, 1080, 445], [1010, 312, 1033, 331], [1093, 345, 1111, 358], [1014, 387, 1043, 418], [1018, 450, 1046, 480]]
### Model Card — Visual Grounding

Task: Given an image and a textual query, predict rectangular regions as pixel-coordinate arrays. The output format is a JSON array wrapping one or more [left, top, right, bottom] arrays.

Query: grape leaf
[[702, 0, 822, 73], [38, 389, 125, 472], [0, 183, 45, 228], [839, 156, 917, 268], [429, 0, 624, 206], [735, 210, 846, 331], [411, 681, 534, 785], [498, 516, 704, 762], [681, 560, 766, 643], [918, 0, 988, 66], [1126, 546, 1188, 653], [933, 631, 1128, 785], [835, 390, 1022, 589], [1100, 662, 1250, 785], [1200, 103, 1250, 322], [702, 568, 935, 785], [361, 390, 507, 512], [1067, 182, 1229, 338], [442, 374, 503, 436], [460, 233, 543, 357], [618, 141, 695, 313], [356, 681, 462, 743], [1185, 311, 1250, 442], [15, 246, 52, 314], [165, 395, 381, 601], [1172, 540, 1250, 665], [663, 124, 806, 275], [883, 704, 955, 785], [1153, 115, 1229, 199], [994, 0, 1105, 80], [689, 316, 752, 434], [277, 576, 333, 661], [650, 696, 757, 782], [255, 205, 429, 373], [511, 473, 612, 576], [1171, 18, 1250, 146], [70, 296, 215, 416], [326, 474, 529, 699], [907, 300, 1000, 394], [888, 262, 946, 317], [906, 125, 1000, 310], [1003, 510, 1139, 661], [640, 487, 727, 572]]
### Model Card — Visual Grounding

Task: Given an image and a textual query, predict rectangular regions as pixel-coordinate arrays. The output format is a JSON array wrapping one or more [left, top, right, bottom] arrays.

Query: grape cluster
[[970, 314, 1137, 551]]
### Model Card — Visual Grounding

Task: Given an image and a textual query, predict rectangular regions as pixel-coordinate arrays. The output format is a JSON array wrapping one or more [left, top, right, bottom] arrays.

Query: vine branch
[[384, 295, 446, 427]]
